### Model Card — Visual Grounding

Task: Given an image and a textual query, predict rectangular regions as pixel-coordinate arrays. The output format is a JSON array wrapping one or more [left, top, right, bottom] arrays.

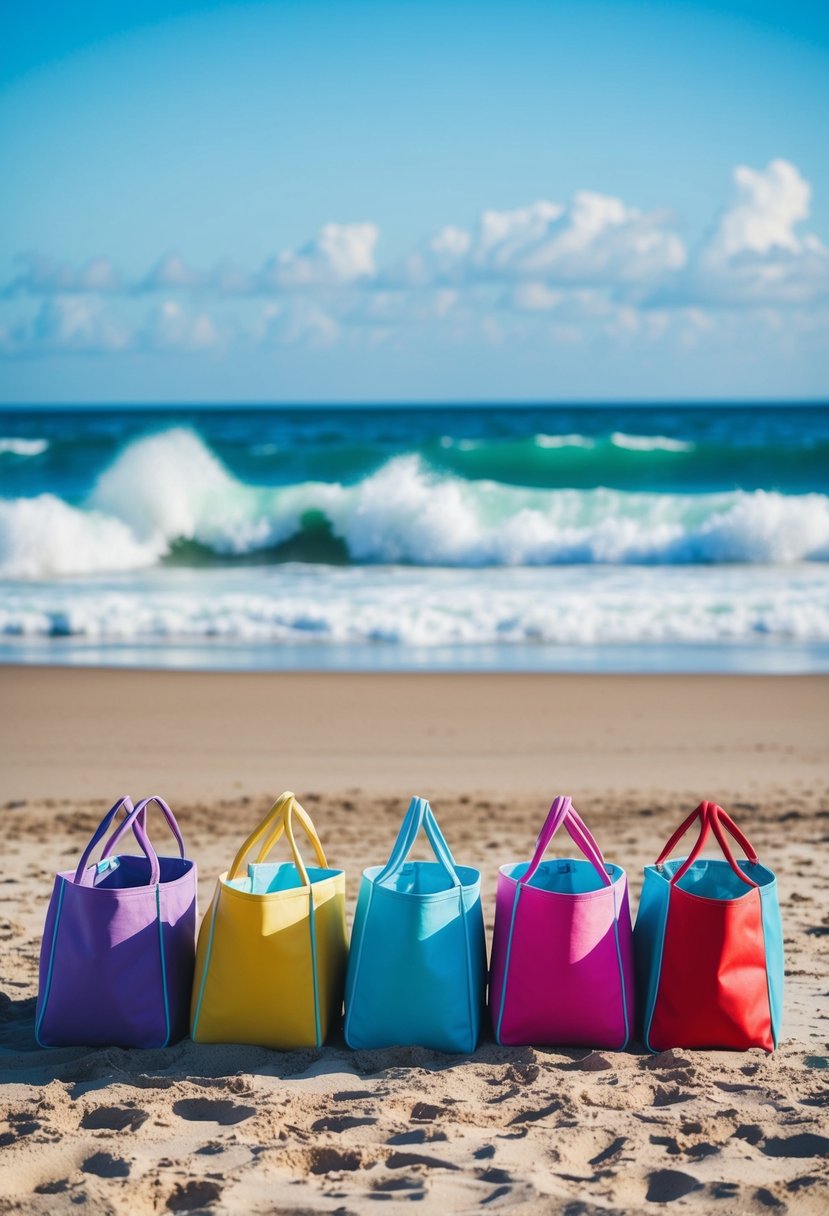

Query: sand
[[2, 668, 828, 800], [0, 668, 827, 1214]]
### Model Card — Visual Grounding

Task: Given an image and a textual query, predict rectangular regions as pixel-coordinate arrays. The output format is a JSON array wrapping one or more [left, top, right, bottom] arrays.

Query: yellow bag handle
[[227, 792, 328, 886], [254, 799, 327, 870]]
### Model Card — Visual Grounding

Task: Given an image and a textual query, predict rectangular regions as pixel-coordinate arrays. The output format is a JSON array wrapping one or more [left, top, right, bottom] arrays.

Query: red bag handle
[[656, 801, 759, 889], [708, 804, 759, 888]]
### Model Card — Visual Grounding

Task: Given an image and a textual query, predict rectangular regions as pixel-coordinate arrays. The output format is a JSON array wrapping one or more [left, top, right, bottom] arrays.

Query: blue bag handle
[[376, 796, 462, 889]]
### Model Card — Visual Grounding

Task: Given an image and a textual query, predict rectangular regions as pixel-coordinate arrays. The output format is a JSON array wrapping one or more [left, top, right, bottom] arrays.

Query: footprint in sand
[[642, 1050, 693, 1071], [386, 1129, 448, 1146], [409, 1102, 444, 1122], [590, 1136, 627, 1166], [312, 1114, 377, 1132], [33, 1179, 70, 1195], [371, 1177, 426, 1197], [652, 1086, 694, 1107], [754, 1186, 785, 1208], [733, 1123, 764, 1145], [4, 1112, 40, 1140], [761, 1132, 829, 1158], [81, 1151, 130, 1179], [788, 1175, 822, 1195], [651, 1134, 718, 1161], [167, 1180, 223, 1212], [478, 1168, 512, 1186], [508, 1099, 560, 1124], [307, 1147, 363, 1174], [645, 1169, 702, 1203], [481, 1185, 512, 1205], [172, 1098, 255, 1126], [80, 1105, 149, 1132], [385, 1151, 459, 1171]]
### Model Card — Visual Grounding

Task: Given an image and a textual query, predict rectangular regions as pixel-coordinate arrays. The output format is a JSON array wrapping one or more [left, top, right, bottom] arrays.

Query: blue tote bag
[[344, 796, 486, 1053]]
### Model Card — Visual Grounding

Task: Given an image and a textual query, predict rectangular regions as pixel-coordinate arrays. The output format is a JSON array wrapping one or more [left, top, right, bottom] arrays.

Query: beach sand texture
[[0, 669, 827, 1213]]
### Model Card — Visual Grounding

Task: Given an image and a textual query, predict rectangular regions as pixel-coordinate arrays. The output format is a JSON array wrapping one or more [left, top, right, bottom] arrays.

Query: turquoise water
[[1, 403, 827, 670]]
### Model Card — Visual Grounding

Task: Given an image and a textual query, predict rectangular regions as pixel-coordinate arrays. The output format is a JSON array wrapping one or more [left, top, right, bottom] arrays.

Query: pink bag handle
[[101, 795, 186, 861], [521, 795, 612, 888], [657, 801, 758, 888], [74, 796, 161, 887]]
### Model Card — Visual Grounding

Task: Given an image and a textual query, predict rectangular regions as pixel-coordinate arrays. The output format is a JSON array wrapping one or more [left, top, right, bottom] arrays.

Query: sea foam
[[3, 566, 828, 646], [2, 427, 829, 578], [0, 437, 49, 457]]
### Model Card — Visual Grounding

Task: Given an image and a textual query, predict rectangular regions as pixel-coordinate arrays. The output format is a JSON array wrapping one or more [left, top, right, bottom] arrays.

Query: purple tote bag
[[489, 796, 634, 1049], [35, 796, 197, 1048]]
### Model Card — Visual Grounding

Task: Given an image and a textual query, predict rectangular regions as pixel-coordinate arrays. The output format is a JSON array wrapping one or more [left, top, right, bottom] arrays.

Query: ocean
[[1, 403, 828, 672]]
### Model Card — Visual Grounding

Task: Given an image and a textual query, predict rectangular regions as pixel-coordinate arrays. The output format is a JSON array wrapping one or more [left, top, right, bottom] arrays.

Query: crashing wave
[[2, 427, 828, 578]]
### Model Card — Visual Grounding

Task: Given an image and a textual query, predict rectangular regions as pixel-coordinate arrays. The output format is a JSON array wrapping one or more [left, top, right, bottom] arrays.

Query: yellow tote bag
[[190, 792, 347, 1048]]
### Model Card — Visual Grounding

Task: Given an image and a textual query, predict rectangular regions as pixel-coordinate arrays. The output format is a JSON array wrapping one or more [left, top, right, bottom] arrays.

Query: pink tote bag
[[489, 795, 634, 1049]]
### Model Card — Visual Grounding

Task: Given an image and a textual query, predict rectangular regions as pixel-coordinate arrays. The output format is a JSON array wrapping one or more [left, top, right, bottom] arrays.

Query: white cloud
[[259, 222, 379, 290], [139, 255, 256, 296], [398, 193, 685, 291], [4, 253, 123, 296], [259, 301, 340, 347], [16, 297, 131, 353], [0, 296, 230, 357], [713, 159, 812, 259], [512, 282, 562, 312], [141, 300, 224, 352], [140, 254, 207, 293], [1, 160, 827, 365], [678, 159, 829, 306]]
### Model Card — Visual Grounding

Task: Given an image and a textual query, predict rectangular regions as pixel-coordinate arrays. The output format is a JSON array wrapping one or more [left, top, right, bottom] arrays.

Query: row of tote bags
[[35, 792, 784, 1053]]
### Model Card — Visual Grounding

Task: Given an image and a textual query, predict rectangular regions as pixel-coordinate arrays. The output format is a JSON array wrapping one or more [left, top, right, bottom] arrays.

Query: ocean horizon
[[2, 401, 828, 673]]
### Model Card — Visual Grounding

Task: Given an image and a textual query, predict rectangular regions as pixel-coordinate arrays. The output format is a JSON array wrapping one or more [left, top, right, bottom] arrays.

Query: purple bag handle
[[73, 796, 161, 887], [101, 795, 186, 862], [521, 795, 612, 888]]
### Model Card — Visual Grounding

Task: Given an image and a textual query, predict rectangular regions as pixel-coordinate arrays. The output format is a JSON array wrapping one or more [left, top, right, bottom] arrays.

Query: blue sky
[[1, 0, 828, 402]]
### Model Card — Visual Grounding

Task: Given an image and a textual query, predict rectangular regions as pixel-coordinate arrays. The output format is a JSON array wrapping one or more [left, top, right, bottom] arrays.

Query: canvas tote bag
[[190, 792, 347, 1048], [489, 795, 634, 1048], [635, 801, 783, 1051], [36, 795, 196, 1048], [344, 796, 486, 1053]]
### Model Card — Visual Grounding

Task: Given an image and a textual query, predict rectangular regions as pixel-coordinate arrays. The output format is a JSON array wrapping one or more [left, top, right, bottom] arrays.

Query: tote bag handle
[[376, 796, 462, 890], [521, 795, 612, 888], [227, 792, 327, 888], [656, 801, 759, 888], [101, 795, 186, 861], [253, 798, 328, 870], [73, 795, 161, 887]]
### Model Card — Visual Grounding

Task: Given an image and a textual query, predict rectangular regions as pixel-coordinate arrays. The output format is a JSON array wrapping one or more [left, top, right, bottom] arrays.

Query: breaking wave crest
[[2, 427, 829, 578]]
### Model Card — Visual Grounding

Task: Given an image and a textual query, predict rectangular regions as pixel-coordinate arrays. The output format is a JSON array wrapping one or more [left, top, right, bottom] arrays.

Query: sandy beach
[[1, 668, 827, 1213]]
